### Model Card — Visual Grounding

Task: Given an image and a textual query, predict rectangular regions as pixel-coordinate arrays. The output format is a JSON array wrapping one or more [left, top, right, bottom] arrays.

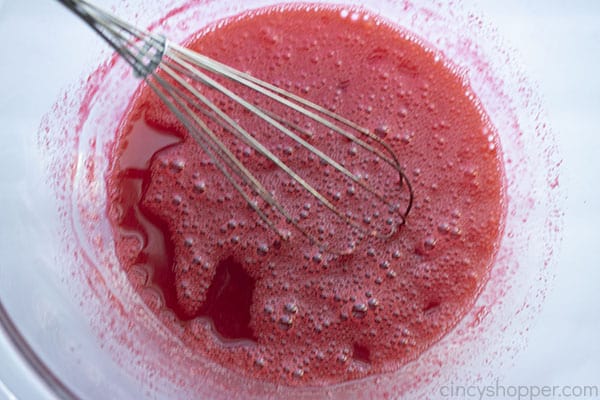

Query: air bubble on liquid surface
[[438, 222, 450, 234], [279, 314, 293, 330], [340, 310, 349, 321], [284, 302, 298, 314], [292, 368, 304, 378], [368, 298, 379, 309], [352, 303, 368, 318], [315, 350, 325, 361], [423, 236, 436, 250], [170, 159, 185, 172], [257, 243, 269, 255]]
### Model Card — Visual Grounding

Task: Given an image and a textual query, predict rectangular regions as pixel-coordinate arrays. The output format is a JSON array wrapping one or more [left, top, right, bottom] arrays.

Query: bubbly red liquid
[[107, 5, 505, 385]]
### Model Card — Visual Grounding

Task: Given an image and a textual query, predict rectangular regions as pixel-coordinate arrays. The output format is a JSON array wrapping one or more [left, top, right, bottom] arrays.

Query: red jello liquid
[[107, 5, 505, 385]]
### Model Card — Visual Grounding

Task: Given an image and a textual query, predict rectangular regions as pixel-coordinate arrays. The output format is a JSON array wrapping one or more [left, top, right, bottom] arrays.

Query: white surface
[[476, 0, 600, 391], [0, 0, 599, 399], [0, 331, 55, 400]]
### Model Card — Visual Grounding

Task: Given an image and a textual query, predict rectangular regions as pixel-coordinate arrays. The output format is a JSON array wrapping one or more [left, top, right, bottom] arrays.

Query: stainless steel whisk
[[57, 0, 413, 253]]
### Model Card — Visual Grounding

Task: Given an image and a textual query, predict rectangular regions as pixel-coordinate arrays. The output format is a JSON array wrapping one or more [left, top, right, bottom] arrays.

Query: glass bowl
[[0, 0, 561, 398]]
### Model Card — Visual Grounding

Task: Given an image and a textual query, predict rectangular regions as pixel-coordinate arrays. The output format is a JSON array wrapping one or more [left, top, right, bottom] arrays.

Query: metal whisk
[[57, 0, 413, 253]]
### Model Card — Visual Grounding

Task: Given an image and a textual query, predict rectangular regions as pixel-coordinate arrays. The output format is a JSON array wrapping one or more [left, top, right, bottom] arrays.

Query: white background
[[478, 0, 600, 393], [0, 0, 598, 398]]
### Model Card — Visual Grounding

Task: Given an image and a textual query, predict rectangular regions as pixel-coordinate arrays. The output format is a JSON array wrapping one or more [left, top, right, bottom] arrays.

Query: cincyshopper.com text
[[439, 379, 599, 399]]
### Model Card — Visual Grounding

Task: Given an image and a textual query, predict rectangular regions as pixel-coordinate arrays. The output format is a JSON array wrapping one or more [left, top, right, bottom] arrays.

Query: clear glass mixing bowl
[[0, 0, 561, 398]]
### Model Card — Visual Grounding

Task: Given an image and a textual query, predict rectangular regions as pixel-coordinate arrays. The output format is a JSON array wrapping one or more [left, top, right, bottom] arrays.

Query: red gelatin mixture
[[107, 5, 505, 385]]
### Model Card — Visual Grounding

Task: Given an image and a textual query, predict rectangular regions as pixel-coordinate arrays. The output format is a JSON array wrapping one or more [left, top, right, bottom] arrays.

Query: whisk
[[57, 0, 413, 253]]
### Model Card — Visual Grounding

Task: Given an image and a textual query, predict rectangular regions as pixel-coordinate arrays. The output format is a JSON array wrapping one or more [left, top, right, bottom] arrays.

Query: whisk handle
[[55, 0, 166, 78]]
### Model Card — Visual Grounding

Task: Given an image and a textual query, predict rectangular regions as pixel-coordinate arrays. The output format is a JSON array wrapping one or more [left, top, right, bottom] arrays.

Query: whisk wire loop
[[57, 0, 414, 253]]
